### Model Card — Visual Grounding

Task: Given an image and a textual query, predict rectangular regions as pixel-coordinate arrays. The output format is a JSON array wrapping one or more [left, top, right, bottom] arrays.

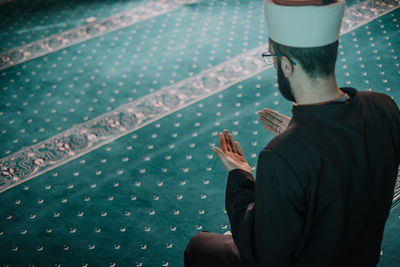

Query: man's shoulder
[[358, 90, 397, 107], [259, 128, 315, 185], [263, 123, 313, 160], [357, 90, 400, 117], [358, 90, 390, 98]]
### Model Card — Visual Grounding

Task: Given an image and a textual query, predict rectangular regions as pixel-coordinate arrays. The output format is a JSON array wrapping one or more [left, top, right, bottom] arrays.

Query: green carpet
[[379, 202, 400, 267], [0, 0, 146, 52], [0, 0, 399, 266]]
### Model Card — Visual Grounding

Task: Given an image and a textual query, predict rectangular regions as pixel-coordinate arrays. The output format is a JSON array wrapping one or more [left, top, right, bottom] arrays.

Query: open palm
[[258, 108, 291, 136], [212, 130, 252, 174]]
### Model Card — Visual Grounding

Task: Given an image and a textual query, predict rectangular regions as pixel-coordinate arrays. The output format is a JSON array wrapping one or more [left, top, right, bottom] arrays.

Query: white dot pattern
[[0, 0, 399, 266], [0, 0, 145, 51]]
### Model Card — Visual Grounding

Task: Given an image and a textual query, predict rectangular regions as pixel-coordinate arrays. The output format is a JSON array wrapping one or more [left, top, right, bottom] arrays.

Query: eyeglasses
[[261, 50, 296, 66]]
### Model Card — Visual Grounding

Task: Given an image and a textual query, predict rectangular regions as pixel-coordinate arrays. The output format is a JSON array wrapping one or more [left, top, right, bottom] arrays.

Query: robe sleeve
[[225, 149, 306, 267]]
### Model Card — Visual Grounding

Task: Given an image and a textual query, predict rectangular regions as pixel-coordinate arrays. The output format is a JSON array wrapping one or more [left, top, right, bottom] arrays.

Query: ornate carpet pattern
[[0, 0, 200, 70], [0, 0, 399, 266]]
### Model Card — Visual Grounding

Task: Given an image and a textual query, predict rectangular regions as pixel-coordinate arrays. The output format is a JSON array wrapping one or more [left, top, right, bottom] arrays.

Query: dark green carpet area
[[0, 0, 399, 266]]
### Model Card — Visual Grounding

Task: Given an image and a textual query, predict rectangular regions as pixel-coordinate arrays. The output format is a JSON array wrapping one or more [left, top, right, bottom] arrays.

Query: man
[[184, 0, 400, 266]]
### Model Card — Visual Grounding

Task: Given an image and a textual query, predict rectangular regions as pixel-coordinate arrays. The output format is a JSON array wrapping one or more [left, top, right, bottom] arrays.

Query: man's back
[[263, 88, 400, 266]]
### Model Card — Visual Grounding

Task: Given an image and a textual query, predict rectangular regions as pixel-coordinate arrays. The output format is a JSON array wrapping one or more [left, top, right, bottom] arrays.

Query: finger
[[258, 115, 273, 125], [263, 109, 286, 124], [258, 109, 282, 124], [258, 115, 280, 132], [212, 147, 233, 172], [212, 147, 229, 166], [263, 108, 281, 117], [227, 133, 237, 153], [258, 113, 280, 129], [219, 132, 227, 152], [212, 146, 225, 159], [264, 124, 279, 136], [263, 108, 290, 122], [223, 130, 232, 152], [234, 141, 244, 156]]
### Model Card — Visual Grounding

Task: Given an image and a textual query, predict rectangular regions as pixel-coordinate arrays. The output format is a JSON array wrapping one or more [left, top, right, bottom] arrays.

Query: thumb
[[212, 146, 224, 158], [213, 146, 229, 168], [213, 147, 229, 163]]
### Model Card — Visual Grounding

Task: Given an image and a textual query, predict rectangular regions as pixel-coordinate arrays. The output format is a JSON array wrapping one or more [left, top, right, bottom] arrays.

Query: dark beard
[[277, 61, 296, 102]]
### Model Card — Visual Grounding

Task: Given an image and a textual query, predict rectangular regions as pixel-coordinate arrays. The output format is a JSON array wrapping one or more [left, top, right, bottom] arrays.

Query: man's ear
[[280, 56, 293, 78]]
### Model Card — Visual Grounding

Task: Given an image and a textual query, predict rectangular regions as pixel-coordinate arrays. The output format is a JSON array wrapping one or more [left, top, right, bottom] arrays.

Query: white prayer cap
[[264, 0, 345, 48]]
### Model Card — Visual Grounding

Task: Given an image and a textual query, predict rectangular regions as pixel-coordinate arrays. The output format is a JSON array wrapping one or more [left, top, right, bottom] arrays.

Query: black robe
[[226, 88, 400, 267]]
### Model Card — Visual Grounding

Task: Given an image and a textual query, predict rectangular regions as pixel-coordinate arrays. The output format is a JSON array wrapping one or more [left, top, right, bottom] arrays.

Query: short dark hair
[[269, 38, 339, 79]]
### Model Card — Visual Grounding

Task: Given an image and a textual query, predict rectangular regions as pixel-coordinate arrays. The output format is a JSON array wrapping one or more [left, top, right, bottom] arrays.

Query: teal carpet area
[[0, 0, 399, 266]]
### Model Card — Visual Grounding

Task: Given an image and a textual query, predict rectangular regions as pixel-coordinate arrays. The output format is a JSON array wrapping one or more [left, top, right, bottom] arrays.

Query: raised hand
[[258, 108, 291, 136], [212, 130, 252, 174]]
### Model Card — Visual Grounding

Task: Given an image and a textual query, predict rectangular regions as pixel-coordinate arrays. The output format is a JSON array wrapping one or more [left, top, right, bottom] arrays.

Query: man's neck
[[292, 75, 344, 105]]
